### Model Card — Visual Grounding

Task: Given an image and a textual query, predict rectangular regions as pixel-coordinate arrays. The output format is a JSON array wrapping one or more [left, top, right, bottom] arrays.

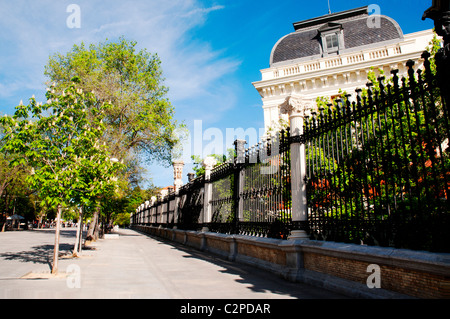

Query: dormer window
[[319, 22, 344, 56], [325, 34, 339, 51]]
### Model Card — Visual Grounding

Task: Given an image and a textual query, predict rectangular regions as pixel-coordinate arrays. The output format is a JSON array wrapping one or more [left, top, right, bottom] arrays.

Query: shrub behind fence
[[305, 54, 450, 252]]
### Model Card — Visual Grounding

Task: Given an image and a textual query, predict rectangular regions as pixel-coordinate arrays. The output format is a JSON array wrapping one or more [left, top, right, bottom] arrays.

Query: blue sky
[[0, 0, 434, 189]]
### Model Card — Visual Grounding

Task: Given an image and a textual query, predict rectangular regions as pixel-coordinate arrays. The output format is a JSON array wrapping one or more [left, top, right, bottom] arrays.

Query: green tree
[[0, 156, 30, 231], [0, 123, 33, 231], [191, 149, 235, 177], [44, 37, 181, 179], [425, 29, 442, 75], [0, 82, 123, 273]]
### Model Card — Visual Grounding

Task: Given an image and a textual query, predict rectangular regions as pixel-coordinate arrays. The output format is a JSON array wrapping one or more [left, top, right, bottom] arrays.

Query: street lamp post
[[423, 0, 450, 109]]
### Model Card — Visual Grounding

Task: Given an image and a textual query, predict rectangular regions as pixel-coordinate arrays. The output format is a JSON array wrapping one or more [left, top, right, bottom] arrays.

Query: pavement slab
[[0, 227, 348, 299]]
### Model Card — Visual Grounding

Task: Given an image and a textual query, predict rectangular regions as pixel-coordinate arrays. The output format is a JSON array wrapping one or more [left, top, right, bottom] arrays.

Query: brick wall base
[[132, 225, 450, 299]]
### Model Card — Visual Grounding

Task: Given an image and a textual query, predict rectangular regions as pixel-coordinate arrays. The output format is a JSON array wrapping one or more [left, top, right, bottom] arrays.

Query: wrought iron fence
[[207, 129, 292, 238], [209, 161, 235, 232], [177, 175, 204, 230], [132, 52, 449, 253], [238, 130, 291, 238], [304, 53, 450, 252], [132, 129, 292, 238]]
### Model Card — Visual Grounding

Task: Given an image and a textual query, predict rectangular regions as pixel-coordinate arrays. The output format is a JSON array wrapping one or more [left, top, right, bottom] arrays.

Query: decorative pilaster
[[172, 160, 185, 192], [145, 200, 150, 224], [139, 203, 145, 224], [234, 139, 247, 164], [234, 139, 247, 223], [279, 94, 314, 240], [151, 196, 157, 223], [202, 156, 217, 230]]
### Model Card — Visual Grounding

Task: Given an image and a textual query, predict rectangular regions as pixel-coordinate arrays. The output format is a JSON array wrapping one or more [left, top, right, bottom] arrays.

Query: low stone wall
[[132, 225, 450, 299]]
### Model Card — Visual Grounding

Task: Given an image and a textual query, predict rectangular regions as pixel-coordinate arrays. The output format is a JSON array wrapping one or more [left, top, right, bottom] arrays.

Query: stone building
[[252, 6, 436, 132]]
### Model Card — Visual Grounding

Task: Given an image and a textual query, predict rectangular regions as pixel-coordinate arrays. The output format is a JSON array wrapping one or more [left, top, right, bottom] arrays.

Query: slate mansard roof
[[270, 6, 404, 66]]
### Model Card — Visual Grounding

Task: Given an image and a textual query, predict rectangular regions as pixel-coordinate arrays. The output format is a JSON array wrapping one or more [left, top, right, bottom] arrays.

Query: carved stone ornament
[[172, 160, 184, 180], [279, 95, 315, 116], [174, 166, 183, 180], [202, 156, 217, 170]]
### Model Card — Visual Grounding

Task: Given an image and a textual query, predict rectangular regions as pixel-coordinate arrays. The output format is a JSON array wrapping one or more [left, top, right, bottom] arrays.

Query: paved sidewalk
[[0, 228, 347, 299]]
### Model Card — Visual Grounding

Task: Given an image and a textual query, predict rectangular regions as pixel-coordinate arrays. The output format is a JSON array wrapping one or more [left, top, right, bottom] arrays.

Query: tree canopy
[[44, 37, 181, 183], [0, 82, 123, 210]]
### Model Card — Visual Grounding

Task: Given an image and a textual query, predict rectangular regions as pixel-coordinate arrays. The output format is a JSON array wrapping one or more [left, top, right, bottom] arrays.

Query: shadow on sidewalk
[[0, 243, 74, 271], [135, 230, 346, 299]]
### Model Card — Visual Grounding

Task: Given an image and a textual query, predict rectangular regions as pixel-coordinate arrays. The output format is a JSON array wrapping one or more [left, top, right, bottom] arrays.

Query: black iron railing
[[207, 129, 292, 238], [177, 175, 205, 231], [238, 129, 292, 238], [304, 53, 450, 252], [132, 53, 449, 253]]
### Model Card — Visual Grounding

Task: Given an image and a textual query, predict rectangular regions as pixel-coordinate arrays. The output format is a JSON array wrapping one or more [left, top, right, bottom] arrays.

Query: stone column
[[145, 200, 150, 224], [139, 204, 144, 224], [150, 196, 157, 223], [202, 156, 217, 231], [234, 139, 247, 164], [171, 161, 184, 228], [234, 139, 247, 223], [279, 94, 314, 239], [173, 160, 185, 192]]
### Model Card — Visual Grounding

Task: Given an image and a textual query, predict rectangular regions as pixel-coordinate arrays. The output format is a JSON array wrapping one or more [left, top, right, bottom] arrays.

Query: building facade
[[252, 6, 436, 132]]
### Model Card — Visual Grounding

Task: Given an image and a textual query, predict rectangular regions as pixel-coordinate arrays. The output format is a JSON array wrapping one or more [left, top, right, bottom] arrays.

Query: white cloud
[[0, 0, 239, 105], [0, 0, 241, 187], [180, 4, 226, 18]]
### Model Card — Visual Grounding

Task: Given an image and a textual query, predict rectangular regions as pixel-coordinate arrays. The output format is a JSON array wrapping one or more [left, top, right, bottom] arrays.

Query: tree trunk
[[86, 204, 100, 241], [73, 206, 83, 257], [1, 192, 11, 232], [51, 204, 62, 274], [38, 214, 43, 229], [78, 210, 84, 252], [0, 190, 5, 233], [86, 213, 95, 241], [93, 205, 101, 241]]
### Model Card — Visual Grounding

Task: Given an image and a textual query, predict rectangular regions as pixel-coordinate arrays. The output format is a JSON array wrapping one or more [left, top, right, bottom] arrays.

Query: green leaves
[[0, 81, 124, 209], [44, 37, 180, 172]]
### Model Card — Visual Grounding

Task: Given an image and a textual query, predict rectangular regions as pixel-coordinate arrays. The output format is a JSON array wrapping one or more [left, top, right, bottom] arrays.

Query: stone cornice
[[253, 51, 429, 102], [255, 53, 423, 89], [254, 30, 435, 90]]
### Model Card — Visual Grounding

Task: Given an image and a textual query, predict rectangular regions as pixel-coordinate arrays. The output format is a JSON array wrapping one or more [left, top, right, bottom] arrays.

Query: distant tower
[[172, 160, 184, 192]]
